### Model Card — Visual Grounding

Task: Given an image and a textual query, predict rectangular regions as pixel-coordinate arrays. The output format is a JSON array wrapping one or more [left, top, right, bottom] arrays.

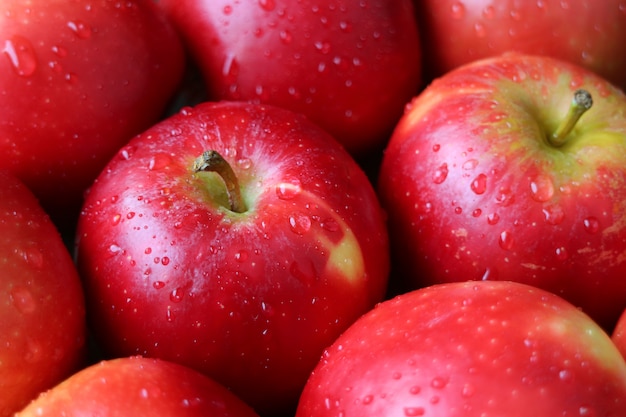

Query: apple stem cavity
[[549, 89, 593, 147], [193, 150, 247, 213]]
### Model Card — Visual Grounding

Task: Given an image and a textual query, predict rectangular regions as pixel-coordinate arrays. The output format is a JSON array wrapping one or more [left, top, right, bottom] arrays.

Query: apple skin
[[75, 101, 390, 416], [378, 52, 626, 331], [296, 280, 626, 417], [416, 0, 626, 91], [0, 0, 185, 221], [613, 309, 626, 359], [16, 356, 260, 417], [0, 171, 86, 417], [157, 0, 422, 155]]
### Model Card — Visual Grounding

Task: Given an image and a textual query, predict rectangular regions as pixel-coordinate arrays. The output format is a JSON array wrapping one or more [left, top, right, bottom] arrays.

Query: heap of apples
[[2, 1, 626, 416]]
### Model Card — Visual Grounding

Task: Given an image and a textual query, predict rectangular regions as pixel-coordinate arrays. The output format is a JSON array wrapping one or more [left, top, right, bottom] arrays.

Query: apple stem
[[549, 89, 593, 147], [193, 150, 247, 213]]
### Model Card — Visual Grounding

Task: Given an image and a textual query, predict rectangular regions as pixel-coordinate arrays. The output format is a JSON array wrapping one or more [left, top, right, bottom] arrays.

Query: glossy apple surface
[[158, 0, 422, 154], [296, 281, 626, 417], [378, 52, 626, 331], [416, 0, 626, 91], [16, 356, 260, 417], [0, 171, 86, 417], [0, 0, 185, 220], [76, 101, 390, 416]]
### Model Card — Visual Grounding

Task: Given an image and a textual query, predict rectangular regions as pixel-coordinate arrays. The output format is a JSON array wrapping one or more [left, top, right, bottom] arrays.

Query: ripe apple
[[0, 0, 185, 222], [296, 280, 626, 417], [378, 52, 626, 331], [0, 171, 86, 417], [157, 0, 422, 154], [75, 101, 390, 416], [16, 356, 260, 417], [415, 0, 626, 91]]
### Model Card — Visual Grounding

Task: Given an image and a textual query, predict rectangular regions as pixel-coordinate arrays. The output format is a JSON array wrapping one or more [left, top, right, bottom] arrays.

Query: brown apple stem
[[193, 150, 247, 213], [549, 89, 593, 147]]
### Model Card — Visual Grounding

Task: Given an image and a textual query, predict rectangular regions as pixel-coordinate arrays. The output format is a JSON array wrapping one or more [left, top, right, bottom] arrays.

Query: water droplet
[[258, 0, 276, 11], [462, 383, 475, 398], [432, 163, 449, 184], [3, 36, 38, 77], [234, 250, 248, 262], [530, 174, 554, 202], [339, 20, 353, 33], [474, 22, 486, 37], [144, 247, 152, 255], [279, 29, 292, 44], [111, 213, 121, 225], [499, 230, 514, 250], [276, 179, 301, 200], [462, 159, 479, 170], [495, 187, 515, 206], [170, 287, 184, 303], [10, 286, 36, 314], [470, 173, 488, 194], [108, 244, 122, 256], [555, 246, 568, 261], [472, 208, 482, 217], [583, 217, 600, 234], [237, 157, 252, 170], [148, 154, 171, 171], [454, 206, 463, 214], [487, 212, 500, 225], [431, 376, 449, 389], [222, 53, 239, 82], [320, 217, 340, 232], [362, 395, 374, 405], [432, 144, 441, 152], [483, 4, 496, 18], [450, 1, 466, 19], [288, 212, 311, 234], [127, 212, 136, 219], [409, 385, 421, 395], [223, 4, 233, 14], [314, 40, 331, 54], [542, 205, 564, 225], [161, 257, 170, 266], [404, 407, 425, 416], [67, 20, 92, 39], [153, 281, 165, 290]]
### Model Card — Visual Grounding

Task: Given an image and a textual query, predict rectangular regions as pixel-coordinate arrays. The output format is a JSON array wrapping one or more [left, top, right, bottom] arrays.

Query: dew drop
[[474, 22, 486, 37], [530, 175, 554, 202], [127, 212, 136, 219], [170, 287, 184, 303], [462, 383, 476, 398], [431, 376, 449, 389], [555, 246, 568, 261], [470, 173, 488, 194], [362, 395, 374, 405], [222, 53, 239, 82], [404, 407, 425, 416], [487, 212, 500, 225], [472, 208, 482, 217], [450, 1, 466, 19], [153, 281, 165, 290], [161, 257, 170, 266], [258, 0, 276, 11], [111, 213, 121, 225], [583, 217, 600, 234], [409, 385, 421, 395], [542, 205, 564, 225], [3, 36, 38, 77], [432, 163, 449, 184], [499, 230, 514, 250], [288, 212, 311, 234], [432, 144, 441, 152], [234, 250, 249, 262], [483, 4, 496, 18], [223, 4, 233, 14], [276, 180, 301, 200], [462, 158, 478, 170], [67, 20, 92, 39], [279, 30, 293, 44], [10, 286, 36, 314]]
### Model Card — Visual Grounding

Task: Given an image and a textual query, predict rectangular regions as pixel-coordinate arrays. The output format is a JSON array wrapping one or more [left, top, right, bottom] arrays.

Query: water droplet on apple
[[583, 217, 600, 234], [403, 407, 425, 416], [10, 286, 37, 314], [495, 188, 514, 206], [470, 173, 488, 194], [153, 281, 165, 290], [474, 22, 486, 38], [555, 246, 569, 261], [161, 257, 170, 266], [498, 230, 514, 250], [67, 20, 92, 39], [409, 385, 421, 395], [108, 244, 122, 256], [362, 395, 374, 405], [530, 175, 554, 202], [258, 0, 276, 11], [450, 1, 466, 19], [276, 179, 301, 200], [223, 4, 233, 14], [462, 159, 478, 170], [482, 5, 496, 18], [222, 53, 239, 82], [111, 213, 121, 225], [432, 144, 441, 152], [288, 212, 311, 234], [320, 217, 340, 232], [234, 250, 249, 262], [170, 287, 184, 303], [432, 163, 449, 184], [148, 154, 171, 171], [431, 376, 449, 389], [472, 208, 482, 217], [487, 212, 500, 225], [454, 206, 463, 214], [462, 383, 476, 398], [237, 157, 252, 170], [542, 205, 564, 225], [279, 29, 293, 44], [3, 35, 38, 77]]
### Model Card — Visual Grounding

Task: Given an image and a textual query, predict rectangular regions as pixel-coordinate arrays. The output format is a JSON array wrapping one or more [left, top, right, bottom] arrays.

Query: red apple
[[75, 101, 390, 416], [416, 0, 626, 91], [157, 0, 422, 154], [378, 52, 626, 331], [0, 171, 86, 417], [16, 356, 260, 417], [296, 280, 626, 417], [0, 0, 185, 221]]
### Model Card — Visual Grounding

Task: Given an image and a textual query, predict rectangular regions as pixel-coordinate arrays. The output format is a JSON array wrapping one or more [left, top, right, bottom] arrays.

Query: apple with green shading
[[16, 356, 260, 417], [75, 101, 390, 416], [378, 52, 626, 330], [296, 281, 626, 417]]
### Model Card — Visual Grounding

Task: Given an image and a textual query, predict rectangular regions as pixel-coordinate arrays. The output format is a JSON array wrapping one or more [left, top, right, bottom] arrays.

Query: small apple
[[378, 52, 626, 331], [296, 280, 626, 417], [416, 0, 626, 91], [75, 101, 390, 416], [0, 171, 86, 417], [16, 356, 260, 417], [157, 0, 422, 154]]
